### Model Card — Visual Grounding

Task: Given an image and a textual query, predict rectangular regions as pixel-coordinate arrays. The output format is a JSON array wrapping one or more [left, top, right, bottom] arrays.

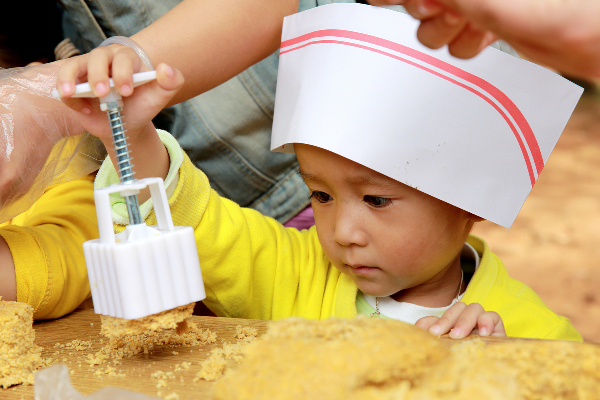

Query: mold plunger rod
[[105, 100, 143, 225]]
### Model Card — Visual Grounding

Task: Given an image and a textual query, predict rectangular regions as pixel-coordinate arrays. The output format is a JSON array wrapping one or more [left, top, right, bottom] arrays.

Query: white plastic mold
[[83, 177, 206, 320]]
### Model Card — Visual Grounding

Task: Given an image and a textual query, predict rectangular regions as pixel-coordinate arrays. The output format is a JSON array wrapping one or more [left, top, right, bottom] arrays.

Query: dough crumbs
[[87, 319, 216, 366], [156, 379, 167, 389], [0, 298, 46, 388], [173, 362, 191, 372], [164, 393, 180, 400], [100, 303, 195, 338], [234, 325, 258, 341], [194, 326, 259, 382]]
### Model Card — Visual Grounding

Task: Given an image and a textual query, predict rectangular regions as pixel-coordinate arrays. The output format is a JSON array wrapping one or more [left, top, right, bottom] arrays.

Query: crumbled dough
[[213, 317, 600, 400], [213, 317, 447, 400], [87, 320, 216, 366], [195, 326, 259, 382], [482, 340, 600, 400], [234, 325, 258, 341], [0, 299, 46, 388], [173, 362, 191, 372], [164, 393, 180, 400], [156, 379, 167, 389], [100, 303, 195, 338]]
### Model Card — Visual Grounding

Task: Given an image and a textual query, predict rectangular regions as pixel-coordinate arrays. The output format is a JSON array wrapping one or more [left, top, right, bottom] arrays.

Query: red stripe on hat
[[281, 29, 543, 185]]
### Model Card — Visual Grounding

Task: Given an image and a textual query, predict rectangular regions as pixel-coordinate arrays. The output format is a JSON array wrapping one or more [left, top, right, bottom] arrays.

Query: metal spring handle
[[106, 105, 143, 225]]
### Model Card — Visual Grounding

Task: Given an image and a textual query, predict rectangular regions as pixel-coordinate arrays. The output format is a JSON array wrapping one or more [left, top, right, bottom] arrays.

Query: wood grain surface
[[2, 309, 595, 399]]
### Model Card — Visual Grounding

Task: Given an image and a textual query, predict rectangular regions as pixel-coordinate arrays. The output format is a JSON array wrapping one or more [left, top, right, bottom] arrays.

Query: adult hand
[[367, 0, 600, 80], [0, 62, 96, 223], [415, 302, 506, 339]]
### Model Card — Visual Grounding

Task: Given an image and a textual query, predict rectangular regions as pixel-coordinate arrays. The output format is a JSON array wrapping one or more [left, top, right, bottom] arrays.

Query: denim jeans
[[59, 0, 356, 223]]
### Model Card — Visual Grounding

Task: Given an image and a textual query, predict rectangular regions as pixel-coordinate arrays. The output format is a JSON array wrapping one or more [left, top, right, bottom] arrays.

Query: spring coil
[[106, 107, 143, 225], [107, 109, 136, 182]]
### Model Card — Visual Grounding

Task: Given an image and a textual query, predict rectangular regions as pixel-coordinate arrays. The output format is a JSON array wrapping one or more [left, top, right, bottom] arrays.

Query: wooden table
[[1, 309, 590, 399]]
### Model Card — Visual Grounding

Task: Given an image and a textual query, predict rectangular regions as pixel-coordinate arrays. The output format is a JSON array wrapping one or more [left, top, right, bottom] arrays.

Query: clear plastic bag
[[34, 364, 159, 400], [0, 62, 105, 223]]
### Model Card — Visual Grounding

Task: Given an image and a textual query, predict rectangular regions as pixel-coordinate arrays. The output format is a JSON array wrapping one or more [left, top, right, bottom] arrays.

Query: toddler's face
[[295, 144, 476, 299]]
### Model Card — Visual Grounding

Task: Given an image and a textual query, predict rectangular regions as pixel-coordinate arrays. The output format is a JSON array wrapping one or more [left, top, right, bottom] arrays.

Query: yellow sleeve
[[110, 151, 345, 320], [542, 318, 583, 341], [0, 174, 97, 320]]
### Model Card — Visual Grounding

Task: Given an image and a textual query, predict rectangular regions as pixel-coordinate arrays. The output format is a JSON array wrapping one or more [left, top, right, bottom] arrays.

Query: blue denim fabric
[[58, 0, 356, 223]]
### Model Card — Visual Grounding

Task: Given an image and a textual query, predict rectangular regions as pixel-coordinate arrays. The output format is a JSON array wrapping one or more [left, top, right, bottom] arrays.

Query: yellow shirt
[[0, 174, 97, 320], [99, 132, 581, 341]]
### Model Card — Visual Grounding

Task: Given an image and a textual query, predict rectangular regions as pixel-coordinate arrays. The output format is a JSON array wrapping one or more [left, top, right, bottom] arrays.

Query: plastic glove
[[0, 62, 104, 223]]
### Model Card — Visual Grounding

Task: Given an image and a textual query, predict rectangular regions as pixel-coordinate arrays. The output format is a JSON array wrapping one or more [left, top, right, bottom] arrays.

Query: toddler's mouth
[[347, 264, 379, 276]]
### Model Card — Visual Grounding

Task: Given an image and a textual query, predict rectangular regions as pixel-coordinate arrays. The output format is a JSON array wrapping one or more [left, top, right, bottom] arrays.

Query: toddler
[[59, 5, 582, 341]]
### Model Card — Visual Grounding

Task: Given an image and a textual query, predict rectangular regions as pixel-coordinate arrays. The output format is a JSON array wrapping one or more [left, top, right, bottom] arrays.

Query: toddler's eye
[[364, 195, 391, 208], [309, 191, 332, 204]]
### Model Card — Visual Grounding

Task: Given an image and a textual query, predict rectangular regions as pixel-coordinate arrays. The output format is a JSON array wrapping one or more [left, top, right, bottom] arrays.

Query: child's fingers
[[415, 316, 440, 331], [112, 47, 143, 97], [87, 47, 118, 98], [155, 63, 185, 92], [448, 302, 485, 339], [476, 312, 506, 337], [60, 97, 94, 116], [428, 301, 467, 336], [56, 55, 91, 97], [117, 64, 184, 127]]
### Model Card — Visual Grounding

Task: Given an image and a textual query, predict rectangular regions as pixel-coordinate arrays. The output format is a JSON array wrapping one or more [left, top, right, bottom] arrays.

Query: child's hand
[[58, 62, 183, 145], [415, 302, 506, 339], [58, 61, 183, 191], [57, 45, 144, 100]]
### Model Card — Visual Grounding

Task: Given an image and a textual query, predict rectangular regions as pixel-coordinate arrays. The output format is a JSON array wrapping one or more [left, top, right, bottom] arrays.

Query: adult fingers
[[403, 0, 444, 20], [448, 302, 485, 339], [87, 47, 116, 98], [428, 301, 467, 336], [415, 316, 440, 332], [447, 24, 497, 58], [416, 11, 468, 49], [367, 0, 406, 5], [477, 312, 506, 337], [111, 46, 142, 97]]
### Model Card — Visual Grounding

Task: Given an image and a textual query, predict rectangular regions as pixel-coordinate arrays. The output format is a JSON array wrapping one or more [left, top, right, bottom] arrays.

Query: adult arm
[[58, 0, 299, 106], [368, 0, 600, 80]]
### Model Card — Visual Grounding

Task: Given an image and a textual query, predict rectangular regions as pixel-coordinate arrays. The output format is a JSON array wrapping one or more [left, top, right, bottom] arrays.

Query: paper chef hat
[[271, 4, 583, 228]]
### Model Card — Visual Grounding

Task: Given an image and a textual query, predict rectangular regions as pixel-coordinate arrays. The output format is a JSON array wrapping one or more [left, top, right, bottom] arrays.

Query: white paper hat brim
[[271, 4, 583, 228]]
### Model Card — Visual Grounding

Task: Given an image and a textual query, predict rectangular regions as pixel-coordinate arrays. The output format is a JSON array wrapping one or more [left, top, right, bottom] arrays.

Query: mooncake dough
[[214, 317, 449, 400], [482, 340, 600, 400], [0, 298, 45, 388], [213, 317, 600, 400], [100, 302, 195, 338]]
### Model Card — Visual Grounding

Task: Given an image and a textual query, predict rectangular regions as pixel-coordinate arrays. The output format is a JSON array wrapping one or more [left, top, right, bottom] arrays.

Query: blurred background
[[473, 83, 600, 342]]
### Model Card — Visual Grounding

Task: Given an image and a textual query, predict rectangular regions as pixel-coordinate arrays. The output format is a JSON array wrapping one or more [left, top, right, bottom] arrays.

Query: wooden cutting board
[[1, 309, 591, 399]]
